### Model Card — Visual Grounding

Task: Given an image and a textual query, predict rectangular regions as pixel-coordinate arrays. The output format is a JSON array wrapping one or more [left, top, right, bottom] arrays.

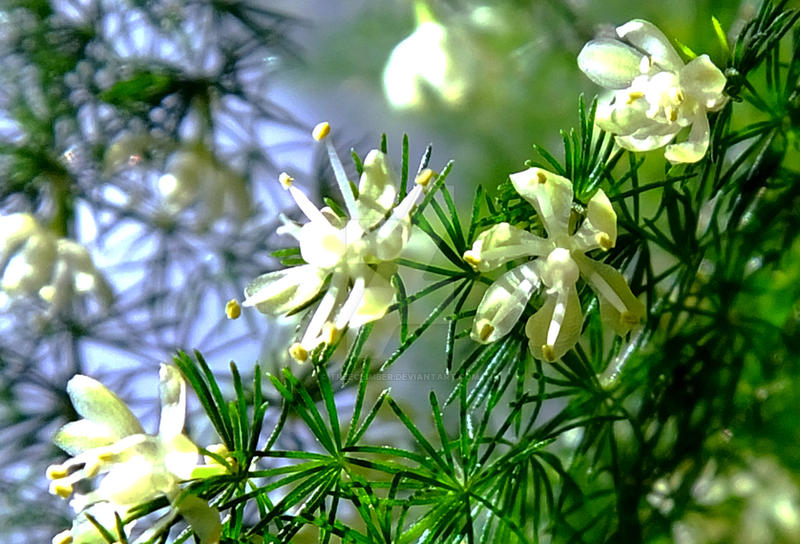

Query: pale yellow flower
[[465, 167, 645, 361], [243, 123, 433, 362], [578, 19, 727, 163], [47, 365, 225, 544], [0, 213, 111, 309]]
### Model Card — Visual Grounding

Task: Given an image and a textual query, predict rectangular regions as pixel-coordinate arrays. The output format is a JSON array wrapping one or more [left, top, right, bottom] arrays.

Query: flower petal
[[664, 112, 710, 164], [679, 54, 727, 109], [65, 375, 144, 438], [578, 38, 644, 89], [574, 253, 645, 335], [356, 149, 398, 230], [53, 419, 123, 456], [615, 123, 680, 152], [349, 264, 396, 328], [572, 189, 617, 252], [158, 365, 186, 439], [508, 168, 574, 239], [298, 220, 347, 269], [471, 261, 541, 343], [464, 222, 550, 272], [175, 494, 222, 544], [162, 433, 200, 481], [616, 19, 683, 72], [242, 264, 326, 315], [525, 287, 583, 361]]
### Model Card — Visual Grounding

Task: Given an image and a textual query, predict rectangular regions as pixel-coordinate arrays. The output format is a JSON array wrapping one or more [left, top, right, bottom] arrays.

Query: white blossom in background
[[158, 143, 250, 227], [578, 19, 727, 163], [0, 213, 112, 310], [383, 1, 474, 110], [464, 167, 645, 361], [243, 122, 434, 362], [46, 365, 226, 544]]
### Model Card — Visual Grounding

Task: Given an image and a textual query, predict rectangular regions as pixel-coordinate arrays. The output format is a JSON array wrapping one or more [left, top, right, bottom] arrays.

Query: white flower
[[243, 122, 433, 362], [464, 167, 645, 361], [0, 213, 111, 309], [578, 19, 727, 163], [47, 365, 225, 544], [157, 144, 250, 227], [383, 3, 473, 110], [50, 503, 127, 544]]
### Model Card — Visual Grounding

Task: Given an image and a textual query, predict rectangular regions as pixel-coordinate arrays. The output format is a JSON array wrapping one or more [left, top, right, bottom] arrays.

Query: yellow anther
[[477, 320, 494, 342], [620, 311, 640, 326], [670, 88, 685, 104], [312, 121, 331, 141], [52, 530, 74, 544], [463, 251, 481, 270], [668, 107, 678, 122], [49, 481, 74, 499], [97, 450, 114, 461], [289, 342, 309, 363], [597, 233, 614, 250], [415, 168, 435, 188], [225, 299, 241, 320], [278, 172, 294, 189], [83, 460, 102, 478], [541, 344, 556, 362], [46, 464, 68, 480], [322, 322, 338, 345], [626, 91, 644, 104], [536, 170, 547, 184]]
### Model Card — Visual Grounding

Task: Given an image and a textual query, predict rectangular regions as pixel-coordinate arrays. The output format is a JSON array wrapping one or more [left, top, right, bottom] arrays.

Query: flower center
[[541, 247, 579, 289]]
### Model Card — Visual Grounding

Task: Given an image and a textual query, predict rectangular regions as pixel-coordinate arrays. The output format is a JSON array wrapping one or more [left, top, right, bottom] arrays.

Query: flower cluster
[[243, 122, 433, 362], [465, 167, 645, 361], [578, 19, 727, 163], [47, 365, 226, 544], [0, 213, 111, 310]]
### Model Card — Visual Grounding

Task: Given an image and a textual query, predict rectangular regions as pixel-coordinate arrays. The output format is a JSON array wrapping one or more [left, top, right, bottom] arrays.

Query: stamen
[[301, 279, 341, 348], [546, 290, 569, 348], [279, 172, 294, 189], [286, 185, 329, 225], [536, 170, 547, 184], [463, 250, 481, 270], [49, 481, 73, 499], [477, 320, 494, 342], [225, 299, 241, 319], [597, 233, 614, 250], [541, 344, 556, 362], [668, 107, 678, 122], [46, 464, 68, 480], [588, 271, 628, 314], [415, 168, 435, 188], [288, 343, 308, 363], [312, 121, 331, 141], [620, 311, 640, 326], [626, 91, 644, 104], [325, 140, 360, 219], [333, 276, 366, 330], [52, 530, 73, 544], [321, 321, 339, 344]]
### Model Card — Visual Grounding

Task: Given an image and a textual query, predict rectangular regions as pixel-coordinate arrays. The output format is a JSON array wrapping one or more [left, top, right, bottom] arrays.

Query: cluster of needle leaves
[[150, 2, 800, 543]]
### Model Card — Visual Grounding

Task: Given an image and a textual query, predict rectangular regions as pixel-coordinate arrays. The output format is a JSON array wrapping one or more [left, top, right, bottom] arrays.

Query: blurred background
[[1, 0, 798, 542]]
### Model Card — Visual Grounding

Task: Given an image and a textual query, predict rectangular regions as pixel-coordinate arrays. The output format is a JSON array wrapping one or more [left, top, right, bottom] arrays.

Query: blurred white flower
[[383, 2, 473, 110], [578, 19, 727, 163], [243, 122, 433, 362], [47, 365, 225, 544], [0, 213, 111, 309], [464, 167, 645, 361], [158, 144, 250, 227]]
